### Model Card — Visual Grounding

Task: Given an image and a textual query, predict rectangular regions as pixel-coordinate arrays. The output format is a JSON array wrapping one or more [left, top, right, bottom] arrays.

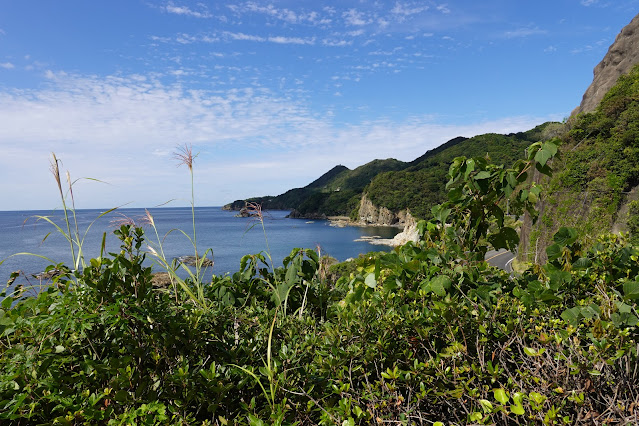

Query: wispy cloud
[[391, 2, 430, 20], [164, 2, 212, 18], [224, 31, 266, 42], [436, 4, 451, 14], [268, 36, 315, 45], [322, 39, 352, 47], [343, 9, 371, 26], [570, 38, 609, 54], [580, 0, 599, 5], [0, 62, 14, 69], [504, 26, 547, 38], [228, 2, 331, 26]]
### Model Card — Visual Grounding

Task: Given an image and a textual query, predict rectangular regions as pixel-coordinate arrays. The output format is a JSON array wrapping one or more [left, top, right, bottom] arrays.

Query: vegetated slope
[[365, 122, 565, 219], [521, 64, 639, 262], [305, 165, 349, 189], [225, 126, 566, 219], [225, 158, 406, 216]]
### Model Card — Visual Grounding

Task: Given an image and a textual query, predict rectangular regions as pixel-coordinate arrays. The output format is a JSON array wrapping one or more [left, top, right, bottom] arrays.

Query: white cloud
[[224, 32, 266, 42], [391, 2, 429, 18], [580, 0, 599, 5], [504, 26, 547, 38], [164, 2, 212, 18], [268, 36, 315, 45], [228, 2, 330, 27], [436, 4, 451, 14], [221, 32, 314, 45], [322, 39, 352, 47], [343, 9, 371, 26], [0, 62, 15, 69]]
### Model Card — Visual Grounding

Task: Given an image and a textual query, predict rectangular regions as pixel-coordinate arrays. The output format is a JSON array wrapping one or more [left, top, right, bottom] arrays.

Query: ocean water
[[0, 207, 400, 287]]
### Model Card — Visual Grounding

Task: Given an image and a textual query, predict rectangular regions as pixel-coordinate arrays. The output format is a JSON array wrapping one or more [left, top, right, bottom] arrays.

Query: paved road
[[485, 249, 515, 272]]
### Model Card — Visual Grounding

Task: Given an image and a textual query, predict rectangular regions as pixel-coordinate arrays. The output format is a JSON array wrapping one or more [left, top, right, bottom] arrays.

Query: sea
[[0, 207, 400, 290]]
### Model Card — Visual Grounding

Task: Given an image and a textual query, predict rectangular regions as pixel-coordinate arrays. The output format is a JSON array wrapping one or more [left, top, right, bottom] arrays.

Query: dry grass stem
[[109, 213, 152, 228], [173, 143, 196, 171]]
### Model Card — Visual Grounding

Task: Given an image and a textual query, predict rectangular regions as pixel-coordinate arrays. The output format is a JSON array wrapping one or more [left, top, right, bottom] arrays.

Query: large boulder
[[573, 14, 639, 116]]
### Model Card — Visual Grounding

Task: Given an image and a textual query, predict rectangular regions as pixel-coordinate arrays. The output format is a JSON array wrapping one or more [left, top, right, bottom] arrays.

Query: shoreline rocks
[[175, 255, 214, 267]]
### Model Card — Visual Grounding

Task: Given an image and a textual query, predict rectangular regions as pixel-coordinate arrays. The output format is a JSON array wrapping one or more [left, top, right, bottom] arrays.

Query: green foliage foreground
[[2, 140, 639, 425]]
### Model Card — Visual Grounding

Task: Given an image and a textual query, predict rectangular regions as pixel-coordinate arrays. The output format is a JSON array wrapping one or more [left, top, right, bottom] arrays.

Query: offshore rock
[[573, 14, 639, 116], [176, 255, 214, 267], [235, 207, 253, 217]]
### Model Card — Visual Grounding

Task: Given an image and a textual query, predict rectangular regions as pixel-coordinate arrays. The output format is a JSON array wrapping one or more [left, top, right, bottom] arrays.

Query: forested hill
[[365, 123, 564, 219], [224, 123, 564, 219], [224, 157, 407, 216]]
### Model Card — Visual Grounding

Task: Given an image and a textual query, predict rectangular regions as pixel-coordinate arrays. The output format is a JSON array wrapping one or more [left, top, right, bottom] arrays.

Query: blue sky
[[0, 0, 637, 210]]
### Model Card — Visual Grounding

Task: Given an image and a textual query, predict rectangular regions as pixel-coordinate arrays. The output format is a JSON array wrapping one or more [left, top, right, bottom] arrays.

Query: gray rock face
[[357, 194, 413, 227], [573, 14, 639, 116]]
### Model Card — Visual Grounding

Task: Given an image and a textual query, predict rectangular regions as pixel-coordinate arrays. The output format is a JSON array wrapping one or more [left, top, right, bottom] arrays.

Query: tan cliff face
[[357, 194, 414, 227], [572, 13, 639, 116]]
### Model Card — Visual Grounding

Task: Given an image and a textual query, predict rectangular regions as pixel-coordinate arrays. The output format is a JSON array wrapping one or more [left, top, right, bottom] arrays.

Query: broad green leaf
[[623, 281, 639, 300], [523, 347, 545, 357], [364, 273, 377, 289], [542, 141, 558, 156], [510, 404, 525, 415], [494, 388, 509, 405], [488, 227, 519, 250], [430, 275, 452, 297], [285, 260, 300, 286], [479, 399, 493, 413], [553, 227, 578, 246], [546, 244, 562, 261], [474, 171, 491, 180], [573, 257, 592, 269], [448, 187, 463, 202], [534, 148, 552, 166], [561, 307, 581, 326]]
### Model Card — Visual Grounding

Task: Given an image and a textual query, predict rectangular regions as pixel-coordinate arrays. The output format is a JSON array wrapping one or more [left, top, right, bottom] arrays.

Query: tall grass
[[145, 143, 214, 308], [0, 153, 116, 293]]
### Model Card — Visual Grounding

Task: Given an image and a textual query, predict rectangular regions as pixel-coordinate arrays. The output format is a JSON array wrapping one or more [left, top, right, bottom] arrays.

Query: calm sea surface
[[0, 207, 400, 287]]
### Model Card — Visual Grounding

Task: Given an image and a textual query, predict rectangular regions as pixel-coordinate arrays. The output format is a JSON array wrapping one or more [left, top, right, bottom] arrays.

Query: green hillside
[[521, 64, 639, 261], [226, 123, 568, 220], [364, 123, 564, 219], [225, 158, 406, 215]]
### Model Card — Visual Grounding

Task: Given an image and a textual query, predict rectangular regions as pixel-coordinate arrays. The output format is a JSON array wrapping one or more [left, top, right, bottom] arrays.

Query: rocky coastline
[[223, 193, 421, 248]]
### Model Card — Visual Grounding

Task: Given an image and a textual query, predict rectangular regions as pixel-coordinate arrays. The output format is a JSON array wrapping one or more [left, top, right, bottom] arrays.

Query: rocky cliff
[[356, 194, 413, 227], [573, 14, 639, 116]]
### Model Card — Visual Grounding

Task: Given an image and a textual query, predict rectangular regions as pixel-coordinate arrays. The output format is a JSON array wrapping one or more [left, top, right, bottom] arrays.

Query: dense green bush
[[2, 139, 639, 425], [526, 64, 639, 259]]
